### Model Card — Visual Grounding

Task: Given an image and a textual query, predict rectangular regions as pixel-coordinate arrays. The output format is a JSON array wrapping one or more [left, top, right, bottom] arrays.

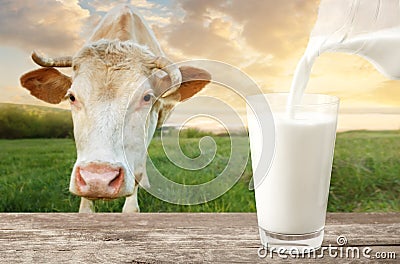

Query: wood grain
[[0, 213, 398, 263]]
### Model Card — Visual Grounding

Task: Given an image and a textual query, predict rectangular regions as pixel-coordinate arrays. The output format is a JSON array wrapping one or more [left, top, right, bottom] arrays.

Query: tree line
[[0, 104, 73, 139]]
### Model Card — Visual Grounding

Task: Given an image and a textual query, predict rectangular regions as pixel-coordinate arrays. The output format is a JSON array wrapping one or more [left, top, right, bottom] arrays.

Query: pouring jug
[[311, 0, 400, 79]]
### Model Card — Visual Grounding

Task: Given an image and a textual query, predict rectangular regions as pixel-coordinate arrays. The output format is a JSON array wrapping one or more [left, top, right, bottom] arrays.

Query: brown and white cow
[[19, 5, 211, 213]]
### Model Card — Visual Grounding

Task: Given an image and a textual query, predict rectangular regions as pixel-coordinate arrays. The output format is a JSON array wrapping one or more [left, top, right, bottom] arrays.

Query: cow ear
[[20, 68, 72, 104], [156, 66, 211, 101]]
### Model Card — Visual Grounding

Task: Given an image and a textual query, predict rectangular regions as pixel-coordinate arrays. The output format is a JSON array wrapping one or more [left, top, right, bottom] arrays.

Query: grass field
[[0, 130, 399, 212]]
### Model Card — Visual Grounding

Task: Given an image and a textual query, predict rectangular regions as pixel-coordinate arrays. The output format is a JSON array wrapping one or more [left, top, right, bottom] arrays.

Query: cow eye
[[69, 94, 76, 102], [143, 94, 152, 102]]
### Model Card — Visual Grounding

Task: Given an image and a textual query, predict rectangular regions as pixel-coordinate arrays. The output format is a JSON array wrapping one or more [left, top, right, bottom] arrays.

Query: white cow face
[[20, 40, 211, 200]]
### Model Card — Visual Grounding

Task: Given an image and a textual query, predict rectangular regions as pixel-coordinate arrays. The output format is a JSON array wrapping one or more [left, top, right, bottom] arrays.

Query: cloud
[[219, 0, 319, 58], [165, 18, 238, 61], [87, 0, 172, 25], [87, 0, 130, 12], [156, 0, 243, 62], [88, 0, 157, 12], [0, 0, 173, 55], [0, 0, 90, 54], [157, 0, 319, 60]]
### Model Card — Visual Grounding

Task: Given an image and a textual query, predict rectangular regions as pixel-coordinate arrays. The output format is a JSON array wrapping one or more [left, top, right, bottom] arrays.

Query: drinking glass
[[247, 93, 339, 253]]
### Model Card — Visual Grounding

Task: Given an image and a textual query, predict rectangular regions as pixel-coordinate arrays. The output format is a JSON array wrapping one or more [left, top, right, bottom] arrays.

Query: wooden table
[[0, 213, 398, 263]]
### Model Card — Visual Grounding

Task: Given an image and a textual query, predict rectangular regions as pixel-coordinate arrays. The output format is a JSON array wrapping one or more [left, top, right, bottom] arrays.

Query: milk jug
[[289, 0, 400, 106]]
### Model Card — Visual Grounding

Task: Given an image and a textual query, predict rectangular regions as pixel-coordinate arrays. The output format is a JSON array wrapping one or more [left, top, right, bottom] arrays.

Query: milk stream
[[288, 26, 400, 108]]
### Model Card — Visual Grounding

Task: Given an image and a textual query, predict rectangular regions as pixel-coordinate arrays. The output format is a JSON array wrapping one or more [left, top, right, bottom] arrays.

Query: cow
[[19, 5, 211, 213]]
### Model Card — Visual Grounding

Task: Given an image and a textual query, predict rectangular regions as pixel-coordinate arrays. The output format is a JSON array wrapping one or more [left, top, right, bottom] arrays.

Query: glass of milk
[[246, 93, 339, 253]]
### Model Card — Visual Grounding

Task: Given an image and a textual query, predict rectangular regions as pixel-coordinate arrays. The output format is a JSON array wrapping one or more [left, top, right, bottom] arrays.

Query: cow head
[[20, 40, 211, 200]]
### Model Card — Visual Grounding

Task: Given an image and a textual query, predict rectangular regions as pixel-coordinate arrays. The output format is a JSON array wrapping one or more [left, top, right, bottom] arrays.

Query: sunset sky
[[1, 0, 400, 131]]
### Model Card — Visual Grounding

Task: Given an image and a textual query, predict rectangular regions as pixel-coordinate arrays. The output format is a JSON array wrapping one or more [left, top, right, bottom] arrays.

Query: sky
[[1, 0, 400, 131]]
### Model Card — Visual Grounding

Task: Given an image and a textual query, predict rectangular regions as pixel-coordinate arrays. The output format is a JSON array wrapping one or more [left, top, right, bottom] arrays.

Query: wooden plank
[[0, 213, 398, 263]]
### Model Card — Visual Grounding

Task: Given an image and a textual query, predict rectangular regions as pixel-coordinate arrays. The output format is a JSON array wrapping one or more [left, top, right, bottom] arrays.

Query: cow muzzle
[[72, 162, 125, 199]]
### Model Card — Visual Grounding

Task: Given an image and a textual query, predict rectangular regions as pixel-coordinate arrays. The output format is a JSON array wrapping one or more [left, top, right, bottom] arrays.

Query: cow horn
[[32, 51, 73, 67], [151, 57, 182, 97]]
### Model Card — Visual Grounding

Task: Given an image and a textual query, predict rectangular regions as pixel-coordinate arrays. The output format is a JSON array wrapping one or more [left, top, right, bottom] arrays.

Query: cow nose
[[75, 162, 124, 198]]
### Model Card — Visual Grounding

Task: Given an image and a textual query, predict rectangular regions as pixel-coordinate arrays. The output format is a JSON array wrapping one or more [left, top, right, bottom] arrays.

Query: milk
[[288, 27, 400, 107], [253, 112, 337, 234]]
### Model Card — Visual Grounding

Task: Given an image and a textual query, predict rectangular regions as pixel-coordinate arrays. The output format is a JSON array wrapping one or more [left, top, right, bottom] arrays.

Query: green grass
[[0, 131, 399, 212], [329, 130, 400, 212], [0, 139, 77, 212]]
